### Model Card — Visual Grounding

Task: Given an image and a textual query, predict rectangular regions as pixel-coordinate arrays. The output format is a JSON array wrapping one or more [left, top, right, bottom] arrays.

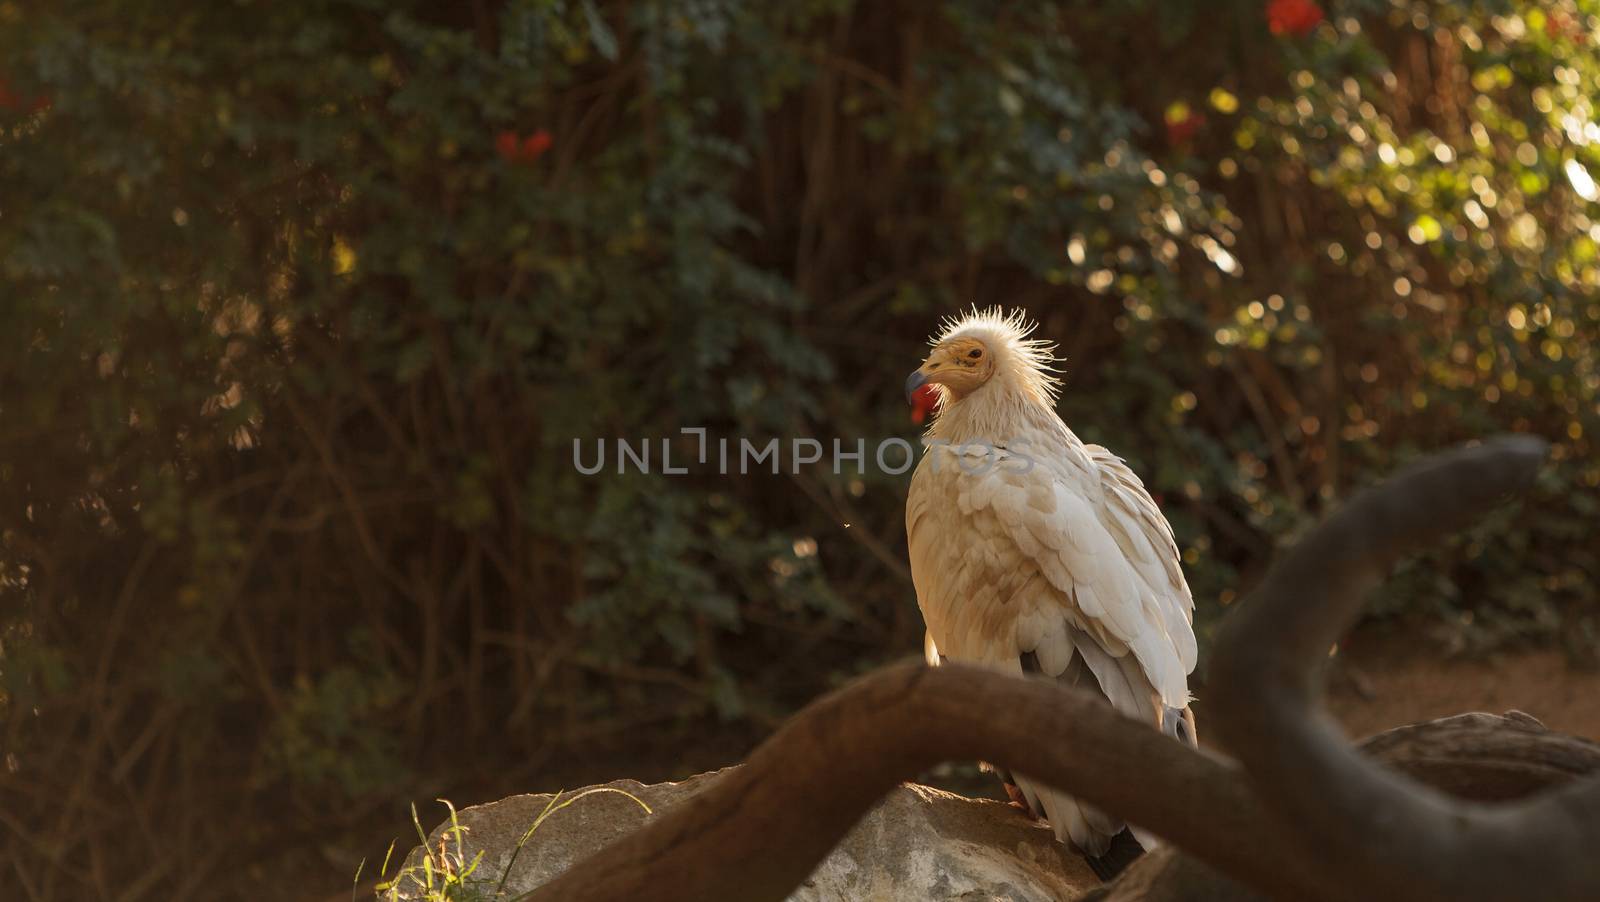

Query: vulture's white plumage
[[903, 307, 1198, 862]]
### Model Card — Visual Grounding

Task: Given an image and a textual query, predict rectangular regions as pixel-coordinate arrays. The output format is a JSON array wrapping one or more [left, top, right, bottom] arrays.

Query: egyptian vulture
[[903, 307, 1198, 871]]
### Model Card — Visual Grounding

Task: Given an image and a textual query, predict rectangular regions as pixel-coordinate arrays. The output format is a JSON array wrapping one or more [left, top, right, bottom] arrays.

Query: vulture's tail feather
[[1086, 828, 1146, 881]]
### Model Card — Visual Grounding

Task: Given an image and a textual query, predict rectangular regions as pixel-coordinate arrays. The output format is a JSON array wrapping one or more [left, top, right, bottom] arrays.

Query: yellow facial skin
[[907, 337, 995, 402]]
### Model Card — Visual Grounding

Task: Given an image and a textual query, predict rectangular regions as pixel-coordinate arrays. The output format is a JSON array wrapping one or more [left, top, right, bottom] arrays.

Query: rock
[[394, 768, 1100, 901]]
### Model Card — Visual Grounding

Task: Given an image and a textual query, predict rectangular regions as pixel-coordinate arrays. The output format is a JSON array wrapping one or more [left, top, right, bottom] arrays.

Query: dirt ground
[[1322, 632, 1600, 742]]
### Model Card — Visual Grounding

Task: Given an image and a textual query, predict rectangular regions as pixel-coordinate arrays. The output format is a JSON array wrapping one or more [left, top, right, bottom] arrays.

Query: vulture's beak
[[905, 368, 929, 404]]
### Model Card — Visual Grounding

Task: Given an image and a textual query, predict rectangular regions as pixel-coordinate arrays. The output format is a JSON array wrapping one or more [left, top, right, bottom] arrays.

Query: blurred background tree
[[0, 0, 1596, 898]]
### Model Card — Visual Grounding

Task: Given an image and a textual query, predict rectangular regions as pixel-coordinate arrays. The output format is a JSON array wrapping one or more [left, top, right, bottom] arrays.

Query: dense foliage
[[1, 0, 1596, 896]]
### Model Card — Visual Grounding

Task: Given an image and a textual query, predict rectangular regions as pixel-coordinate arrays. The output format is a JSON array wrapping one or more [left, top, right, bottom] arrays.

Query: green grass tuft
[[368, 789, 651, 901]]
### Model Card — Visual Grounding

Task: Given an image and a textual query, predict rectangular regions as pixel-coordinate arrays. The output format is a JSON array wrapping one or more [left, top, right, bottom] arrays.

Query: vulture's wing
[[1081, 443, 1198, 680], [906, 439, 1196, 851], [907, 441, 1194, 705]]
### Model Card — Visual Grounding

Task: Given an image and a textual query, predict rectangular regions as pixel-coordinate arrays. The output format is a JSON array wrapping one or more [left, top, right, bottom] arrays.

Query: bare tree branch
[[521, 660, 1325, 902], [1208, 435, 1600, 902], [1097, 713, 1600, 902]]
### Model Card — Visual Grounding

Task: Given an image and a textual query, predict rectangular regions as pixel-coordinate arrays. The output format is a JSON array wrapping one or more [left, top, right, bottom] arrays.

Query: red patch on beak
[[909, 383, 940, 424]]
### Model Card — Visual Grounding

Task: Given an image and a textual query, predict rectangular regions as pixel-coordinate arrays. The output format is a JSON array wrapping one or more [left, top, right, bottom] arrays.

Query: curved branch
[[523, 660, 1327, 902], [1209, 435, 1600, 902], [1100, 714, 1600, 902]]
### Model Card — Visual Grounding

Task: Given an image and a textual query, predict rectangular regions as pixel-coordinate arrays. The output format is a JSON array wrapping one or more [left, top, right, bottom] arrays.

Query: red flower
[[1547, 11, 1586, 44], [909, 383, 940, 425], [1266, 0, 1324, 37], [522, 129, 552, 161], [0, 78, 49, 114], [1164, 103, 1205, 145], [496, 129, 553, 165], [495, 130, 522, 162]]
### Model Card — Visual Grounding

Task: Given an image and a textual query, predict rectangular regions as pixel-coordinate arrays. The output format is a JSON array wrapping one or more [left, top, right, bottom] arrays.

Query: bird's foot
[[1002, 781, 1040, 818]]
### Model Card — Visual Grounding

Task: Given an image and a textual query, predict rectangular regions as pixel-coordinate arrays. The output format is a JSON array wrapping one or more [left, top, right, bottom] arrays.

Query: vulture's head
[[905, 307, 1061, 413]]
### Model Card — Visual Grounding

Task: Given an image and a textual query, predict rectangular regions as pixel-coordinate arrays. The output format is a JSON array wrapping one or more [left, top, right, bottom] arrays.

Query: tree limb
[[521, 660, 1324, 902], [1096, 712, 1600, 902], [1209, 434, 1600, 902]]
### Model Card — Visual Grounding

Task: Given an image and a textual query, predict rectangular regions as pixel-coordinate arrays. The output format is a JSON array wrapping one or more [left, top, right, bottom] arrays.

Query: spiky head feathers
[[925, 306, 1062, 406]]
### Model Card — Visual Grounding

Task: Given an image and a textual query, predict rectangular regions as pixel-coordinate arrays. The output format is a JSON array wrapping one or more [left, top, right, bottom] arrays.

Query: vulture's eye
[[968, 349, 983, 358]]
